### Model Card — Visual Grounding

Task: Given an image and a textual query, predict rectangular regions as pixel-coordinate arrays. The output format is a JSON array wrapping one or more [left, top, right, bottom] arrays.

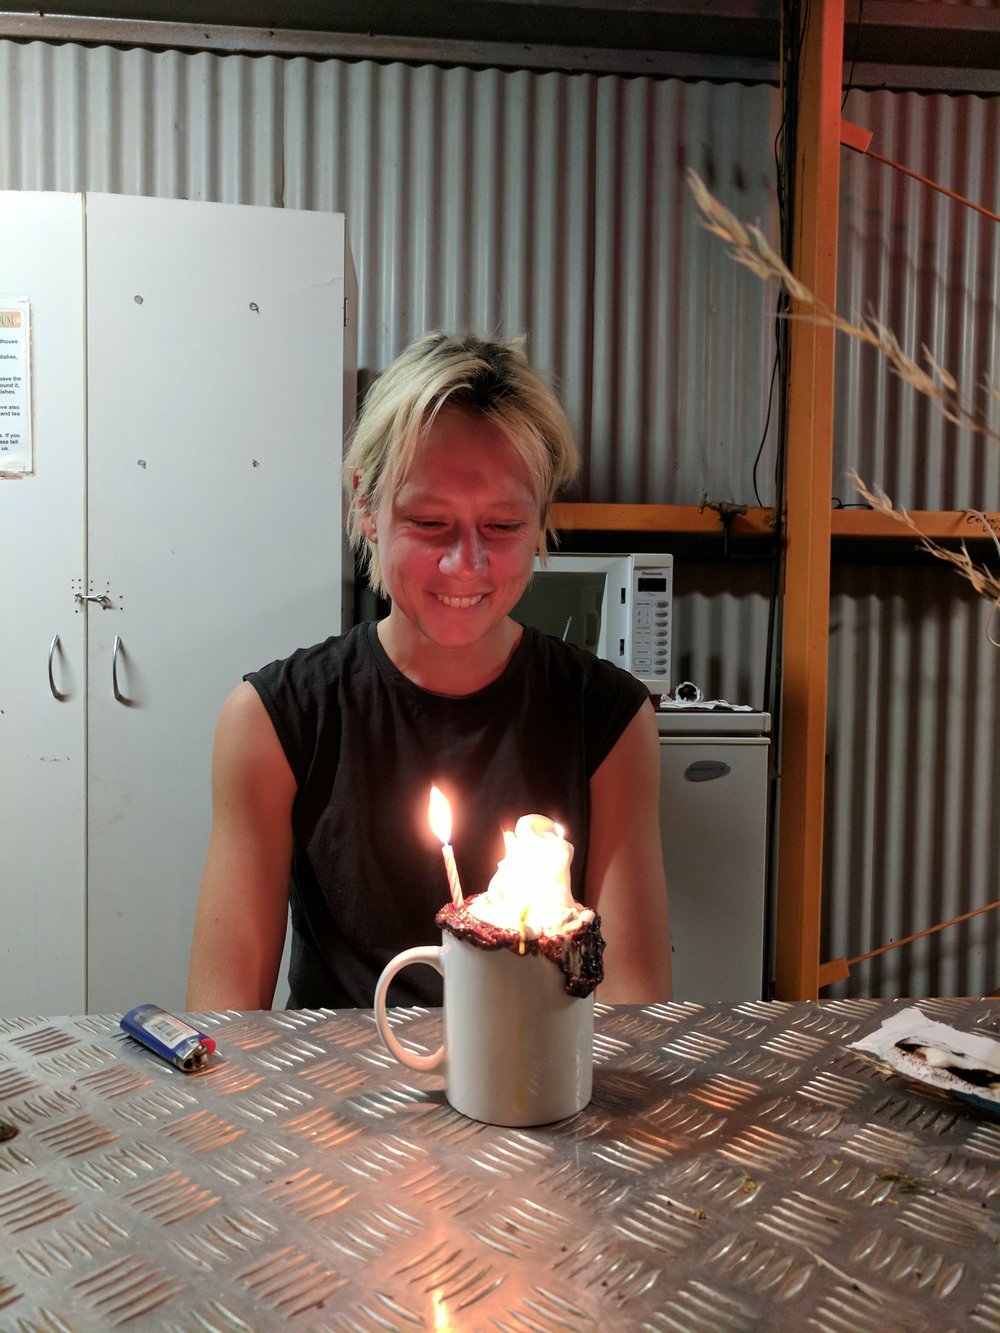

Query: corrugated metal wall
[[0, 39, 778, 502], [828, 88, 1000, 998], [837, 91, 1000, 509], [2, 37, 997, 997]]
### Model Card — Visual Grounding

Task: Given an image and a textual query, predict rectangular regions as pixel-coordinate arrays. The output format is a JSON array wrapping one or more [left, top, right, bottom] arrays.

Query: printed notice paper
[[0, 299, 32, 473]]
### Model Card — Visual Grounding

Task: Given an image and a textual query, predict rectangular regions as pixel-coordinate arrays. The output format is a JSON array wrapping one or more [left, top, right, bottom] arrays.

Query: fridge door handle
[[48, 633, 65, 700], [112, 634, 128, 704], [684, 759, 731, 782]]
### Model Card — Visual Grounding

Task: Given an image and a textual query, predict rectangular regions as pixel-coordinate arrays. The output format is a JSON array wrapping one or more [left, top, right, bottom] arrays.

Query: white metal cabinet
[[0, 192, 357, 1015], [658, 716, 771, 1001], [0, 193, 87, 1013]]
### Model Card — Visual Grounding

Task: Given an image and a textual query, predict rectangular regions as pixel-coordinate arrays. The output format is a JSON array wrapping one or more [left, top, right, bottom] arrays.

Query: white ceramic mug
[[373, 930, 594, 1127]]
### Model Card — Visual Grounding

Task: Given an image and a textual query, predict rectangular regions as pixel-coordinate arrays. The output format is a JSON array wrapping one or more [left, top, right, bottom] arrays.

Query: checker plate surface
[[0, 1000, 998, 1330]]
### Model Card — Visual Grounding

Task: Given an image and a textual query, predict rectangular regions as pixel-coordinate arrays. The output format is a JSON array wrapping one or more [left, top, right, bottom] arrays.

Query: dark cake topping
[[436, 896, 605, 998]]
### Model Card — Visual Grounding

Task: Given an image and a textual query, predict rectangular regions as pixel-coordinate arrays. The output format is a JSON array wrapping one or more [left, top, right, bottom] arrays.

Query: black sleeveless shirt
[[246, 622, 648, 1008]]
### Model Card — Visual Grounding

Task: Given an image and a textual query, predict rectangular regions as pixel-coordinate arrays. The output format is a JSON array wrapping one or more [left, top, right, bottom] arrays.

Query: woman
[[187, 332, 672, 1009]]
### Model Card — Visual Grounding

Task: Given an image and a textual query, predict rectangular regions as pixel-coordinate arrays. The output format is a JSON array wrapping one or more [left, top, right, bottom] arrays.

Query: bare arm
[[186, 682, 296, 1011], [585, 700, 672, 1003]]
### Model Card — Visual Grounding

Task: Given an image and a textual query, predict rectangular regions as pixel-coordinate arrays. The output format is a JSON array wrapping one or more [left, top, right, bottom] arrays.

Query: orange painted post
[[775, 0, 844, 1000]]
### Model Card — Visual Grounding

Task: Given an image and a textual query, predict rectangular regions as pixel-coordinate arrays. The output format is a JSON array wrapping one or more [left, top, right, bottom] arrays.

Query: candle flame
[[428, 785, 452, 846]]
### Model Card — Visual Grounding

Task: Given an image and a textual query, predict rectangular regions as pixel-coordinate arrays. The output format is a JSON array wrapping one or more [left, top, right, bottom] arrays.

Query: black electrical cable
[[841, 0, 865, 112], [761, 0, 807, 723], [752, 347, 780, 509], [759, 0, 809, 997]]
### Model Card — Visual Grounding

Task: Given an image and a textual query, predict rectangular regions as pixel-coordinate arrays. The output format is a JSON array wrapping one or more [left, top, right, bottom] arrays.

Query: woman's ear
[[353, 481, 378, 543], [358, 511, 377, 543], [536, 503, 549, 555]]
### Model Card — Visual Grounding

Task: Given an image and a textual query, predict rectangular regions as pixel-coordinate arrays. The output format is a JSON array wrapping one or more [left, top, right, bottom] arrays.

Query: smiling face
[[359, 406, 543, 678]]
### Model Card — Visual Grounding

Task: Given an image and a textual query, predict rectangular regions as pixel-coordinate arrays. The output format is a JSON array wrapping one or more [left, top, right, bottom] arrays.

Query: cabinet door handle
[[48, 633, 65, 700], [112, 634, 127, 703]]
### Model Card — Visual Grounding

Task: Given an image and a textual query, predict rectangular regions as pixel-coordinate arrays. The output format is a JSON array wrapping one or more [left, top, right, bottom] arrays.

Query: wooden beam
[[550, 502, 1000, 541], [549, 502, 776, 537], [832, 509, 1000, 540], [774, 0, 845, 1001]]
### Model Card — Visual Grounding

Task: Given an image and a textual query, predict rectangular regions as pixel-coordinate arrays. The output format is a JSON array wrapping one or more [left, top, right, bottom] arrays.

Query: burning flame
[[469, 815, 590, 944], [428, 785, 452, 845]]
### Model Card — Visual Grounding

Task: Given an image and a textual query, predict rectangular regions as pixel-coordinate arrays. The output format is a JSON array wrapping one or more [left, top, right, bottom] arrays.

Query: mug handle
[[373, 946, 445, 1072]]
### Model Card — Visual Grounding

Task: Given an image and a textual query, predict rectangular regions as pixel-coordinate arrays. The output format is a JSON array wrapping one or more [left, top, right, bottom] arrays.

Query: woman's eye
[[408, 517, 445, 529], [488, 522, 524, 535]]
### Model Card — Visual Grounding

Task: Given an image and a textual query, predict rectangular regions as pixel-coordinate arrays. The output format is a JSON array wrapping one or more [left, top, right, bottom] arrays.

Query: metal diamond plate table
[[1, 999, 998, 1330]]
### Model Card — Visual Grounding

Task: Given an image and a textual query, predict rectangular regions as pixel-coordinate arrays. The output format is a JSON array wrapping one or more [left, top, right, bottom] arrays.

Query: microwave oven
[[512, 552, 673, 695]]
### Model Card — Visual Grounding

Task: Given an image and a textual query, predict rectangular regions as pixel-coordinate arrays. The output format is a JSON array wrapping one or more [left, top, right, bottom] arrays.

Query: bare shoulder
[[211, 681, 295, 804], [594, 698, 660, 787], [217, 678, 274, 734]]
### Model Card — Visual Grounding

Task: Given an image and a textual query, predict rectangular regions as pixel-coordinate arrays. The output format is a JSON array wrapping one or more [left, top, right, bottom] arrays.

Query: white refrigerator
[[658, 709, 771, 1001]]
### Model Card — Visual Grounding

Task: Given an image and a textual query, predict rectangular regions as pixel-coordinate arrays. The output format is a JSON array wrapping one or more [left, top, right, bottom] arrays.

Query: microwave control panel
[[630, 556, 673, 692]]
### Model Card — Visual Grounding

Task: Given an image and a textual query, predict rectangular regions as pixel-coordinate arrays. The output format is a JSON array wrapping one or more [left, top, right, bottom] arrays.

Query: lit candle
[[428, 785, 464, 907]]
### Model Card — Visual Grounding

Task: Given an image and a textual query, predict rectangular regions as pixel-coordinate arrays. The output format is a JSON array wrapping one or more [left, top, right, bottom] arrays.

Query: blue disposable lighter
[[120, 1004, 217, 1072]]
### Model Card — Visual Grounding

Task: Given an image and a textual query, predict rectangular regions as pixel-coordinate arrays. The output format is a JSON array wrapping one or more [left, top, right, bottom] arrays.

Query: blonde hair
[[343, 332, 579, 597]]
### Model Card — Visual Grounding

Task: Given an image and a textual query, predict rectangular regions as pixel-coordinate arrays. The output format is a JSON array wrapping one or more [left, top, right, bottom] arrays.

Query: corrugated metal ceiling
[[0, 1, 999, 88]]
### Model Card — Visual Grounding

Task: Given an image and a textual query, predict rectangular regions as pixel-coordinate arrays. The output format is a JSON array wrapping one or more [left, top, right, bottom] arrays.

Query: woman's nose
[[440, 529, 487, 575]]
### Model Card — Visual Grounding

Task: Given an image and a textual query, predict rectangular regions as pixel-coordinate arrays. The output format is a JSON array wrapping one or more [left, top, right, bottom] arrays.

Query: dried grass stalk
[[686, 169, 1000, 447], [850, 473, 1000, 605], [687, 170, 1000, 628]]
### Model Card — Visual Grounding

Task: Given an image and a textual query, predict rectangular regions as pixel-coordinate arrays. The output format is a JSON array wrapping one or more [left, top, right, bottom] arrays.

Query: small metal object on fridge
[[120, 1003, 216, 1072]]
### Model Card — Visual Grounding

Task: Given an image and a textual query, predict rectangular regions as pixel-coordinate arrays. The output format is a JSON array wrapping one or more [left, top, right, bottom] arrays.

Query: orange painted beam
[[549, 503, 776, 537], [550, 503, 1000, 542], [552, 501, 997, 541], [775, 0, 845, 1001], [551, 502, 722, 533], [832, 509, 1000, 540]]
